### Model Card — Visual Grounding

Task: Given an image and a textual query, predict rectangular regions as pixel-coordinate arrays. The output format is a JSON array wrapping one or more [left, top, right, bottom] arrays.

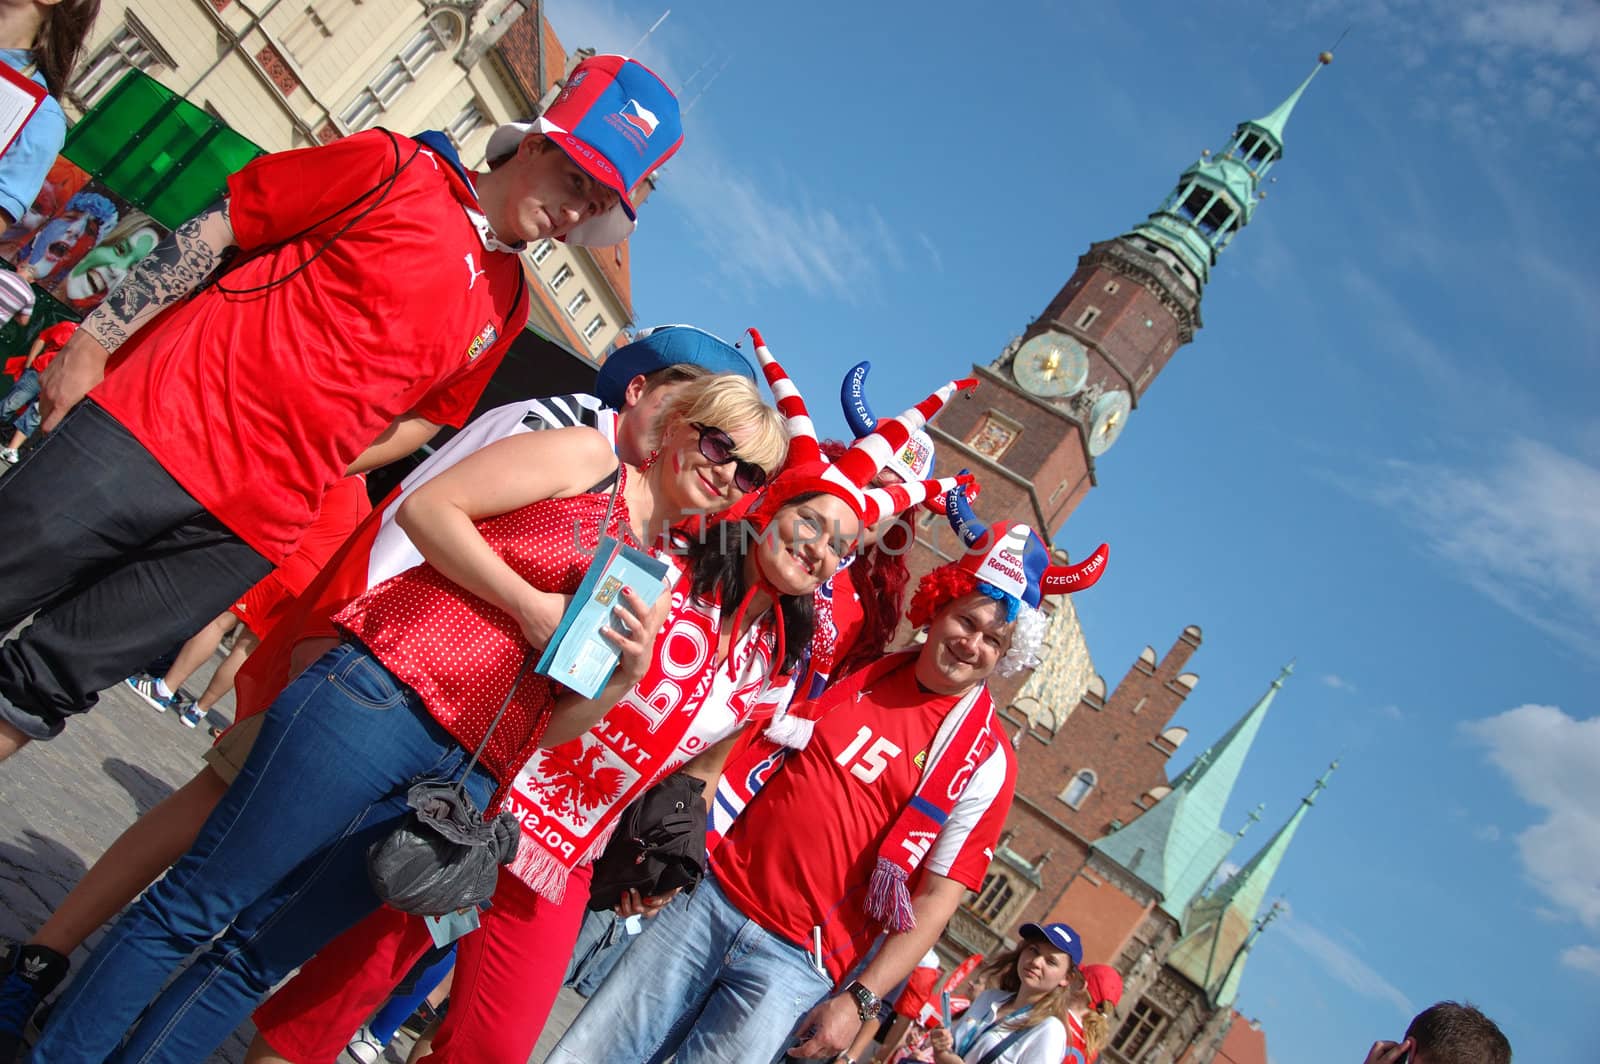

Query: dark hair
[[818, 439, 913, 676], [681, 519, 815, 674], [1405, 1001, 1511, 1064], [36, 0, 101, 97]]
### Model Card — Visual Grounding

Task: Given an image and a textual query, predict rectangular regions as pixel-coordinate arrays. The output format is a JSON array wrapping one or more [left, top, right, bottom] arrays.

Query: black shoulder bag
[[586, 771, 708, 912]]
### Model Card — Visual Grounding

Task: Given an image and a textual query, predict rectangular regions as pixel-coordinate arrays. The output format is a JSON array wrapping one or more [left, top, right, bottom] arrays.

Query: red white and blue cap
[[944, 484, 1109, 608], [486, 54, 683, 247], [594, 325, 755, 408], [841, 361, 937, 483], [748, 329, 975, 528], [1019, 922, 1084, 967]]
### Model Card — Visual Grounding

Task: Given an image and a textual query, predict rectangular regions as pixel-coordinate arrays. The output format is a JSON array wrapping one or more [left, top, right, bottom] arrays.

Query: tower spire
[[1167, 762, 1338, 1005], [1247, 51, 1334, 150], [1093, 668, 1292, 918], [1129, 54, 1333, 288]]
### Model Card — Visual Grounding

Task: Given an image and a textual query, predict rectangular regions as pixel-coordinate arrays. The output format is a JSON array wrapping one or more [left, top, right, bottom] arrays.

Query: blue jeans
[[0, 366, 37, 423], [13, 399, 37, 437], [31, 643, 498, 1064], [546, 876, 834, 1064], [563, 895, 688, 997]]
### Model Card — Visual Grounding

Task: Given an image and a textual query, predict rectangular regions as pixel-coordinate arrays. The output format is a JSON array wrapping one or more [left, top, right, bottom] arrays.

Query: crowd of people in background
[[0, 4, 1514, 1062]]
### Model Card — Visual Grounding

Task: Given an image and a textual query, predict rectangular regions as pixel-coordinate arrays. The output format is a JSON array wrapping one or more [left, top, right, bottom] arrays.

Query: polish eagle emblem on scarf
[[531, 740, 628, 825]]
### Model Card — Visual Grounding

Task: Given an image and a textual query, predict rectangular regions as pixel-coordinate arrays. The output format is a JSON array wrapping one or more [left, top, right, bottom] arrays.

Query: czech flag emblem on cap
[[485, 55, 684, 247]]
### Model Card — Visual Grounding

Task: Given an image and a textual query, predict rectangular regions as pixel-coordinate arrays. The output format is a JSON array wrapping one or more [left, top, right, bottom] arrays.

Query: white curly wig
[[994, 601, 1049, 678]]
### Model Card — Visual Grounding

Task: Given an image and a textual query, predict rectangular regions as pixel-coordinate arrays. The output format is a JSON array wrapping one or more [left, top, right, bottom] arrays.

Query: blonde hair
[[1082, 1005, 1111, 1056], [654, 374, 787, 474], [976, 945, 1080, 1034]]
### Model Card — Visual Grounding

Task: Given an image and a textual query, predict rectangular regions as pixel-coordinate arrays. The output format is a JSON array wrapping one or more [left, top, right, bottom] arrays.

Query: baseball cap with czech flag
[[486, 54, 683, 247]]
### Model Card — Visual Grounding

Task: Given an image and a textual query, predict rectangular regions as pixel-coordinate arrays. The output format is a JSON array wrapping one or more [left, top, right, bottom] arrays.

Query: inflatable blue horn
[[842, 361, 878, 438], [945, 473, 989, 549]]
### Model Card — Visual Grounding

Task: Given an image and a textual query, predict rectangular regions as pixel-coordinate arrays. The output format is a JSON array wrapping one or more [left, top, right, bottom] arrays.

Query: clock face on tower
[[1012, 333, 1089, 399], [1087, 389, 1132, 456]]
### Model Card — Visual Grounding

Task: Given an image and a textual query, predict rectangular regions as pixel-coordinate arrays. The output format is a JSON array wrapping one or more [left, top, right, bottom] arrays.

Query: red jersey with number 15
[[711, 660, 1015, 983], [93, 130, 527, 564]]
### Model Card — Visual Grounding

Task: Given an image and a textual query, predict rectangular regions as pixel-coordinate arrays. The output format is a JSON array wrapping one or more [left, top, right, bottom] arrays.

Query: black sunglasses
[[692, 423, 768, 492]]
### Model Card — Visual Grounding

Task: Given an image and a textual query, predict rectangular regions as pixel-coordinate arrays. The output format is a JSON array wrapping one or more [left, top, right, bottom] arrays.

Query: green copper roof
[[1244, 53, 1333, 152], [1127, 53, 1332, 287], [1168, 762, 1337, 1006], [1092, 665, 1293, 919]]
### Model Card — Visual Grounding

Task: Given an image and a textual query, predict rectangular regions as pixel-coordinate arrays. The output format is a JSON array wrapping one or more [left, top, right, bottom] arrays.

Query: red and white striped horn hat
[[746, 328, 976, 528]]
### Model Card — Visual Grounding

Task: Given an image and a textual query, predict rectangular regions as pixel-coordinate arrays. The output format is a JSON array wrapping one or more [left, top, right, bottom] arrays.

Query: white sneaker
[[0, 448, 17, 464], [340, 1026, 386, 1064]]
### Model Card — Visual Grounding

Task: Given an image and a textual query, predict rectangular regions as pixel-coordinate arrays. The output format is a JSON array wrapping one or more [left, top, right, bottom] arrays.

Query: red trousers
[[253, 863, 592, 1063]]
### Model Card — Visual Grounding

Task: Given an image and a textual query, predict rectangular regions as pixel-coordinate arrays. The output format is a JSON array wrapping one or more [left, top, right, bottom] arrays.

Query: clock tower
[[918, 54, 1334, 559]]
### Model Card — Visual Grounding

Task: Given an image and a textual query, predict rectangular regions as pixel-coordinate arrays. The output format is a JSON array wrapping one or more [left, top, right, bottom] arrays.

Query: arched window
[[1060, 769, 1096, 809], [974, 872, 1014, 922]]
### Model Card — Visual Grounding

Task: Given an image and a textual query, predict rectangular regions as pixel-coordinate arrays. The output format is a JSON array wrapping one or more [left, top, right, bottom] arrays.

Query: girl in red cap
[[1068, 964, 1123, 1062]]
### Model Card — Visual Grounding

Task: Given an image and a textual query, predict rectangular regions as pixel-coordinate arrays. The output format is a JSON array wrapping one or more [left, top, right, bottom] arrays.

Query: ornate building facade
[[67, 0, 635, 359]]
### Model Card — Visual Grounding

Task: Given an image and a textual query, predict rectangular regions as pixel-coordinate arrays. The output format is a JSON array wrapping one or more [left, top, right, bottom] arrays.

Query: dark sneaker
[[0, 944, 69, 1061], [125, 674, 174, 712], [175, 695, 205, 730]]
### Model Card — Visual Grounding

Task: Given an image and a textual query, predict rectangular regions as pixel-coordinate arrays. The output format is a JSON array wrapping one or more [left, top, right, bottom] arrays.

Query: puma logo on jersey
[[464, 253, 488, 290], [419, 148, 438, 170]]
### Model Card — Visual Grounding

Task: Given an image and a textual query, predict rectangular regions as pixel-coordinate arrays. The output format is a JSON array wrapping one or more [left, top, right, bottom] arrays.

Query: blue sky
[[546, 1, 1599, 1059]]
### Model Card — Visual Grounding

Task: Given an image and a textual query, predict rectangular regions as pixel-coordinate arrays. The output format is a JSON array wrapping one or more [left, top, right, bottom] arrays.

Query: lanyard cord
[[958, 998, 1034, 1057], [215, 128, 421, 296]]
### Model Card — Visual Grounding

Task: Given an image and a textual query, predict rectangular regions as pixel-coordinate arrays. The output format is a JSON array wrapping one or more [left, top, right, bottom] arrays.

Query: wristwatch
[[843, 979, 879, 1021]]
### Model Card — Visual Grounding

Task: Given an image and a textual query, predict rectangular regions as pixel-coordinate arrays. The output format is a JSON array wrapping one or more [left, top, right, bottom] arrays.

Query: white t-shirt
[[951, 988, 1069, 1064]]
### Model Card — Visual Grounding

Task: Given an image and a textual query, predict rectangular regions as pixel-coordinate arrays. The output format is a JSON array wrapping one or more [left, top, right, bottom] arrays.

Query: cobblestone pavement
[[0, 650, 258, 1060], [0, 648, 590, 1063]]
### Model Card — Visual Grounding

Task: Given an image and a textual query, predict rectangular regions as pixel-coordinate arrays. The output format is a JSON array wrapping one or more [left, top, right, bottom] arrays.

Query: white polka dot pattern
[[334, 471, 637, 786]]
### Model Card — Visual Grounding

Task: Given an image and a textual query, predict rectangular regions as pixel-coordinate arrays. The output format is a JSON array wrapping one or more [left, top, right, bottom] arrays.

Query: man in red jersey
[[0, 55, 683, 765]]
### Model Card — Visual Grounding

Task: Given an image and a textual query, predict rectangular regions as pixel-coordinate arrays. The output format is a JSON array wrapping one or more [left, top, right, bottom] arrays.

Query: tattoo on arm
[[84, 200, 237, 352]]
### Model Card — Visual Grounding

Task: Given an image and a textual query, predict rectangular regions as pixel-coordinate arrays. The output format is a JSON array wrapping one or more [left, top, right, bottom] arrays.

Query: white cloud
[[1378, 704, 1404, 721], [1473, 824, 1502, 843], [658, 155, 905, 300], [1321, 673, 1356, 693], [1307, 0, 1600, 147], [1560, 945, 1600, 977], [1457, 2, 1600, 61], [1464, 704, 1600, 972], [542, 0, 904, 300], [1463, 704, 1600, 927], [1373, 440, 1600, 660], [1274, 914, 1414, 1016]]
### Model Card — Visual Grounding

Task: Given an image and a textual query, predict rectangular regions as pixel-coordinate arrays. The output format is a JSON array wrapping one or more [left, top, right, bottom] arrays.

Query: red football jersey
[[93, 131, 526, 563], [711, 660, 1014, 982]]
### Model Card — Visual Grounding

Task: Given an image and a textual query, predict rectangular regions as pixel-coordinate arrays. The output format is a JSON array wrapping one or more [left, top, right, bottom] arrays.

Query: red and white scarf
[[500, 570, 787, 901], [712, 650, 1001, 930]]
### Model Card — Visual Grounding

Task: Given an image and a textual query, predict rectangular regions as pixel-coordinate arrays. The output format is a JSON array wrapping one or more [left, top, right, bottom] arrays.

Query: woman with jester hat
[[31, 370, 786, 1063], [548, 370, 1108, 1064], [241, 330, 975, 1064]]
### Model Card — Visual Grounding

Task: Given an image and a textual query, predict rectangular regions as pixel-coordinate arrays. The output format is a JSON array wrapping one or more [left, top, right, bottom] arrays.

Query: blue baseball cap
[[594, 325, 756, 409], [486, 55, 683, 247], [1019, 922, 1084, 967]]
